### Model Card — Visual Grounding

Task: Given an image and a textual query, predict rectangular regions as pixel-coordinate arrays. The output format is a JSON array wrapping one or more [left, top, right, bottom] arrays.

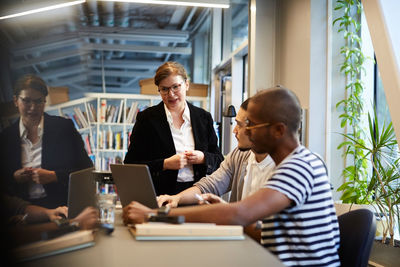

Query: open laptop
[[110, 164, 158, 209], [68, 167, 96, 219]]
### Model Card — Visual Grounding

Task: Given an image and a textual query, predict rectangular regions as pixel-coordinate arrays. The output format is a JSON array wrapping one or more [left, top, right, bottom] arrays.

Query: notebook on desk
[[14, 230, 95, 262], [110, 164, 159, 209], [68, 167, 96, 218], [129, 222, 244, 241]]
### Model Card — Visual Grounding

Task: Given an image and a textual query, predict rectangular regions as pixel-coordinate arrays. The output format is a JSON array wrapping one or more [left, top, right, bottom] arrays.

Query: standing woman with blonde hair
[[0, 74, 93, 208], [124, 62, 223, 196]]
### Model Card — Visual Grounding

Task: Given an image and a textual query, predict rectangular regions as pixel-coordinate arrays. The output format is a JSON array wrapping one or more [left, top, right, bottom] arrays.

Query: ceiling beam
[[232, 4, 248, 27], [48, 74, 88, 86], [67, 83, 88, 92], [87, 86, 141, 94], [11, 27, 190, 57], [88, 70, 154, 78], [12, 34, 82, 56], [85, 43, 192, 54], [11, 48, 88, 69], [78, 26, 189, 42], [123, 77, 140, 87], [39, 64, 86, 80], [87, 59, 161, 69]]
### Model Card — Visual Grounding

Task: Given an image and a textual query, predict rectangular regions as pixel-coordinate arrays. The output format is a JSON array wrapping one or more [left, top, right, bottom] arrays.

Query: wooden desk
[[22, 210, 284, 267]]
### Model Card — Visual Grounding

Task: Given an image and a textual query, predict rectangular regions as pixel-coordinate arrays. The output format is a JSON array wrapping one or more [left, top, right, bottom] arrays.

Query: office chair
[[338, 209, 377, 267]]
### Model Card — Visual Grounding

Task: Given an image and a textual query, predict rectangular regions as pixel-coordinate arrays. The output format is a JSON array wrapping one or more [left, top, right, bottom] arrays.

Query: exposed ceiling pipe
[[77, 3, 88, 26], [114, 2, 129, 59], [101, 1, 114, 60], [164, 7, 197, 62], [75, 3, 89, 80], [190, 8, 211, 37], [86, 0, 101, 60]]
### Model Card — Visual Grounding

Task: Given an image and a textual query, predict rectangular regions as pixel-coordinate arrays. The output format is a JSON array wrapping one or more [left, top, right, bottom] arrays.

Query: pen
[[195, 193, 210, 205]]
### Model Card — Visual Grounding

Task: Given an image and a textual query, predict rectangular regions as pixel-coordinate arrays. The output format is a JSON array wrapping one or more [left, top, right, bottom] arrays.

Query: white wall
[[275, 0, 310, 108], [252, 0, 346, 200], [248, 0, 277, 95]]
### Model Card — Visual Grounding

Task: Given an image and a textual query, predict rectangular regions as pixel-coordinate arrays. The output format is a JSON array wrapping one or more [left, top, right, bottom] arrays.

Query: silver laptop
[[68, 167, 96, 219], [110, 164, 158, 209]]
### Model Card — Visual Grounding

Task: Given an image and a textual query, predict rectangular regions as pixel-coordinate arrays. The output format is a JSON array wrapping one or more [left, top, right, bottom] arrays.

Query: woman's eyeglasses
[[158, 81, 185, 95], [19, 96, 46, 106]]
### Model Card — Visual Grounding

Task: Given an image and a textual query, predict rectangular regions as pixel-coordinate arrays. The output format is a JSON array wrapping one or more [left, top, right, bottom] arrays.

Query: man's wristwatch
[[54, 218, 70, 227], [54, 218, 80, 230], [157, 206, 171, 216]]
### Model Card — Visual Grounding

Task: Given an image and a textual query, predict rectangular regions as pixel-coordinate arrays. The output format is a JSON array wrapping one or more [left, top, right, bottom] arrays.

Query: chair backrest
[[338, 208, 376, 267]]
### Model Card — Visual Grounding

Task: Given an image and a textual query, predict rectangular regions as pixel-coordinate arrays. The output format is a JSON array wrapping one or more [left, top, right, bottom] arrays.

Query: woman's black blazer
[[124, 102, 224, 195], [0, 113, 93, 208]]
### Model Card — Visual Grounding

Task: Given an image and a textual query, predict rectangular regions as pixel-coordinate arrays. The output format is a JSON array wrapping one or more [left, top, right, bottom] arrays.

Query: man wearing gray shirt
[[157, 99, 275, 207]]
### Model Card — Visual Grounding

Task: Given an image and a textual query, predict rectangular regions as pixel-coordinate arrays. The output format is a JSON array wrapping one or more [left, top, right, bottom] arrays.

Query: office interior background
[[0, 0, 399, 247]]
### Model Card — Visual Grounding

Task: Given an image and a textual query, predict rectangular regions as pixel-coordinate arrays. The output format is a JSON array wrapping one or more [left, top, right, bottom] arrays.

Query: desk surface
[[22, 210, 284, 267]]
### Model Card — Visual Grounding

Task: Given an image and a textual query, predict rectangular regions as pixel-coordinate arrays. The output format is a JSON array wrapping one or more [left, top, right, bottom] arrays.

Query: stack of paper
[[14, 230, 95, 262], [130, 222, 244, 241]]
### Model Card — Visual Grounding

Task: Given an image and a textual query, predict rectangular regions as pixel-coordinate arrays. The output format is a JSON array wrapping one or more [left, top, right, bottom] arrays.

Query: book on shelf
[[73, 107, 89, 128], [115, 132, 122, 150], [107, 128, 113, 149], [126, 102, 139, 124], [86, 102, 96, 123], [129, 222, 244, 241], [64, 114, 80, 129], [106, 105, 114, 123], [99, 99, 107, 123], [13, 230, 94, 262], [116, 100, 124, 123], [97, 155, 122, 171], [112, 105, 119, 123], [126, 130, 132, 148], [97, 129, 124, 150], [82, 133, 93, 155]]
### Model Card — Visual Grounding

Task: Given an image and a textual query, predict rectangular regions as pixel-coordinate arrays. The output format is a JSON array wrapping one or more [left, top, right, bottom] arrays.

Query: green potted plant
[[338, 111, 400, 246]]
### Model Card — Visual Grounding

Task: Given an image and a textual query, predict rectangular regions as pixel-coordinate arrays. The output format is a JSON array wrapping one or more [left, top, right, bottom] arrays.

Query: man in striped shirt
[[123, 87, 340, 266]]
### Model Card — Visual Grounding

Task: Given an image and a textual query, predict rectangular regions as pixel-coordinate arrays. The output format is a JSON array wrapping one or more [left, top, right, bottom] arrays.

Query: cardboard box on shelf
[[187, 83, 208, 97], [139, 78, 208, 97], [139, 78, 157, 95], [47, 86, 69, 105]]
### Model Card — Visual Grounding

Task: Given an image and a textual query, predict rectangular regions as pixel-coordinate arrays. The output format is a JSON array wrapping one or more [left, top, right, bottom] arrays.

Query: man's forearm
[[176, 186, 202, 205], [169, 202, 244, 225], [24, 205, 51, 223], [10, 222, 59, 247]]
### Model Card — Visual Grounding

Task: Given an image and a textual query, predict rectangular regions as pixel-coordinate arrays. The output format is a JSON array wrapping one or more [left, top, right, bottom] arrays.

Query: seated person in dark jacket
[[124, 62, 223, 195], [3, 194, 68, 225], [0, 74, 93, 208], [1, 193, 98, 260]]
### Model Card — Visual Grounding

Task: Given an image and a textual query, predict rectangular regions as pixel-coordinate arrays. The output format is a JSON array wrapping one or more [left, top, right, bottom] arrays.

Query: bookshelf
[[45, 93, 208, 171]]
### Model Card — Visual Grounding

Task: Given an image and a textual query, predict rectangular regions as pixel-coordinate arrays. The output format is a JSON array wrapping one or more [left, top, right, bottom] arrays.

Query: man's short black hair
[[251, 86, 301, 134]]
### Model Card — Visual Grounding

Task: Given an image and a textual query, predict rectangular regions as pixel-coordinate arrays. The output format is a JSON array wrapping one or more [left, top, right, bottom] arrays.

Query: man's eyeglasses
[[158, 81, 185, 95], [245, 119, 271, 130], [19, 96, 46, 106]]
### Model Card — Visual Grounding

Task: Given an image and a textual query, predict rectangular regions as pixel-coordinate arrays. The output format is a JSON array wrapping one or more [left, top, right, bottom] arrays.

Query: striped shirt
[[261, 146, 340, 266]]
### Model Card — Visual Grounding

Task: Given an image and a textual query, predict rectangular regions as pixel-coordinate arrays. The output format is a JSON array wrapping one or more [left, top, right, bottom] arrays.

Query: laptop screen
[[110, 164, 158, 209]]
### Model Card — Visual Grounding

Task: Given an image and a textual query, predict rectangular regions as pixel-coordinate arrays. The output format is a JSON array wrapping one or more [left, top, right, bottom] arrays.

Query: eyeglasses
[[245, 119, 271, 130], [158, 80, 185, 95], [19, 96, 46, 106], [234, 120, 247, 129]]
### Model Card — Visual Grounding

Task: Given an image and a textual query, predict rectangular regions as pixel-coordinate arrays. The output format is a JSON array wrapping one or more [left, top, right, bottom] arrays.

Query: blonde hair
[[154, 61, 188, 86], [14, 74, 48, 97]]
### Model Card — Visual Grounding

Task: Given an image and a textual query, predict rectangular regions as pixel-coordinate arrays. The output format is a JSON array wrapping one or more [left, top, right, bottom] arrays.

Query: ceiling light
[[97, 0, 229, 9], [0, 0, 86, 20]]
